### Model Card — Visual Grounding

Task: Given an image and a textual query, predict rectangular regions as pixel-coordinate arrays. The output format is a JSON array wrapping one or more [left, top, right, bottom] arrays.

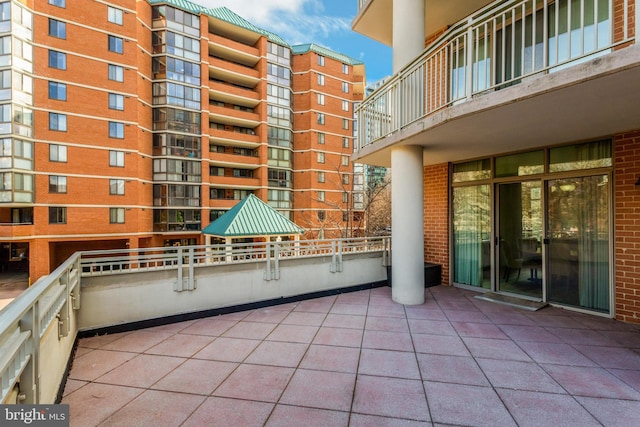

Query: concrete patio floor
[[62, 285, 640, 426]]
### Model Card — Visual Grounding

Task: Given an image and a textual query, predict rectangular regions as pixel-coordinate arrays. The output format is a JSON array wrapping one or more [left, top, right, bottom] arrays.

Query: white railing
[[356, 0, 635, 149]]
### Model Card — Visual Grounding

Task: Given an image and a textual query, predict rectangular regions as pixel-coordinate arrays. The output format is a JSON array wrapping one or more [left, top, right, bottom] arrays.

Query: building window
[[48, 50, 66, 70], [343, 211, 348, 221], [109, 150, 124, 167], [109, 93, 124, 110], [48, 19, 66, 39], [343, 193, 349, 204], [342, 155, 349, 166], [49, 0, 65, 8], [317, 55, 325, 66], [108, 6, 123, 25], [342, 100, 349, 111], [317, 133, 325, 145], [108, 35, 123, 54], [110, 208, 125, 223], [317, 152, 325, 164], [342, 119, 349, 130], [49, 144, 67, 162], [49, 207, 66, 224], [108, 64, 124, 82], [49, 113, 67, 131], [317, 73, 325, 86], [342, 174, 349, 185], [342, 137, 349, 148], [49, 175, 67, 193], [317, 191, 325, 202], [110, 178, 125, 195], [342, 63, 349, 74], [317, 113, 325, 125], [318, 210, 325, 221], [109, 122, 124, 138], [317, 94, 325, 105], [48, 82, 66, 100], [318, 171, 325, 183], [342, 82, 349, 93]]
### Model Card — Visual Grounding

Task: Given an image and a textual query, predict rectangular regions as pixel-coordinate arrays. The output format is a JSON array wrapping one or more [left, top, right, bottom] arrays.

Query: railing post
[[58, 270, 70, 338], [264, 242, 272, 281], [174, 247, 183, 291], [19, 304, 39, 404], [187, 247, 195, 290], [330, 240, 337, 273], [337, 240, 343, 272], [273, 241, 280, 280], [466, 19, 474, 99]]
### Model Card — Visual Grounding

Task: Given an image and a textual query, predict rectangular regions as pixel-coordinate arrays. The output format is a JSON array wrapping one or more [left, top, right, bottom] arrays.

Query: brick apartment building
[[353, 0, 640, 322], [0, 0, 365, 282]]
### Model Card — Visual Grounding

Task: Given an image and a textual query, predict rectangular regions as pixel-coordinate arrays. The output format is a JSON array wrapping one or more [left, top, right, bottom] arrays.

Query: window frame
[[109, 207, 125, 223], [48, 50, 66, 70], [48, 175, 67, 194], [49, 144, 67, 162], [109, 121, 124, 139], [49, 112, 67, 131], [49, 207, 67, 224], [48, 81, 66, 101], [48, 18, 66, 39], [108, 35, 123, 54], [109, 178, 125, 195], [108, 6, 123, 25]]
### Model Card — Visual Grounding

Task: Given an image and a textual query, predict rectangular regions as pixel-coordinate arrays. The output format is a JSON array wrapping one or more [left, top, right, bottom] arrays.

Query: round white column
[[391, 145, 425, 305], [392, 0, 425, 73]]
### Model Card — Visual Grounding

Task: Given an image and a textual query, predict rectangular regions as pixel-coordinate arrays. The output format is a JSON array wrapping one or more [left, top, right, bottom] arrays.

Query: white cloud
[[192, 0, 350, 45]]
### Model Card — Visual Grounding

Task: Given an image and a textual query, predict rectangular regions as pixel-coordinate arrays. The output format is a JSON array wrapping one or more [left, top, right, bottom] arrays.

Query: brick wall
[[423, 163, 449, 285], [614, 130, 640, 323]]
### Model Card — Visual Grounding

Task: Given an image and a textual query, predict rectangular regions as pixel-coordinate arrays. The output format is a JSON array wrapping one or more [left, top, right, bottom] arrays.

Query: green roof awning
[[202, 194, 304, 238]]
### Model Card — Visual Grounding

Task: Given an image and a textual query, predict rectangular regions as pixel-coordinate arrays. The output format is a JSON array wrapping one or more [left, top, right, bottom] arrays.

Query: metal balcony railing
[[356, 0, 635, 150]]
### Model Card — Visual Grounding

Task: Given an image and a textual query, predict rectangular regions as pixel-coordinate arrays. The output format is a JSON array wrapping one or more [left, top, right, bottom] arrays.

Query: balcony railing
[[356, 0, 635, 150]]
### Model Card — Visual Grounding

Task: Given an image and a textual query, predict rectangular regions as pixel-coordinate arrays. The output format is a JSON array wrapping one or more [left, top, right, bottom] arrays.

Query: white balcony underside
[[354, 44, 640, 167]]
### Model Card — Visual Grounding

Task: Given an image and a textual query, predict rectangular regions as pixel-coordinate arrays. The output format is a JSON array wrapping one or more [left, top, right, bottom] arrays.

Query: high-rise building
[[0, 0, 365, 282]]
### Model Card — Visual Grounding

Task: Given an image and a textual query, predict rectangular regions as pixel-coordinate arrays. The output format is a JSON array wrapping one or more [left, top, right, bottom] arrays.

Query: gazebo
[[202, 194, 304, 247]]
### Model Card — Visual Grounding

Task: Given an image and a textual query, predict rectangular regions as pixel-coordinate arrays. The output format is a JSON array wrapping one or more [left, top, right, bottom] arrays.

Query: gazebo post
[[294, 235, 300, 257], [225, 237, 232, 263]]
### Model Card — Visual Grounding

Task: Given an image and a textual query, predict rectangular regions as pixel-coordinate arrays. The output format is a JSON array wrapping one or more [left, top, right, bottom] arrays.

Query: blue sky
[[193, 0, 393, 85]]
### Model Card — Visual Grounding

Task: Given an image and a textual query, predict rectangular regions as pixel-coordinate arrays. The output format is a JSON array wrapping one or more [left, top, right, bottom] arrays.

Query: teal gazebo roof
[[202, 194, 304, 238]]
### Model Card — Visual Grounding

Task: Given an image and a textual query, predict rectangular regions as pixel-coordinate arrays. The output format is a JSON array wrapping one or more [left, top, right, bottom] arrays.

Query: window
[[109, 122, 124, 138], [342, 100, 349, 111], [109, 150, 124, 167], [317, 191, 325, 202], [108, 6, 123, 25], [48, 50, 66, 70], [318, 172, 325, 183], [49, 113, 67, 131], [317, 74, 325, 86], [317, 113, 325, 125], [48, 82, 66, 100], [49, 175, 67, 193], [317, 94, 325, 105], [342, 155, 349, 166], [318, 210, 325, 221], [342, 82, 349, 93], [49, 0, 65, 7], [110, 208, 125, 223], [342, 63, 349, 74], [317, 55, 325, 66], [317, 152, 325, 164], [343, 192, 349, 203], [110, 179, 125, 195], [49, 207, 66, 224], [49, 144, 67, 162], [317, 133, 325, 145], [108, 35, 123, 54], [48, 19, 66, 39], [342, 174, 349, 185], [108, 64, 124, 82], [343, 211, 349, 221], [342, 137, 349, 148], [109, 93, 124, 110], [342, 119, 349, 130]]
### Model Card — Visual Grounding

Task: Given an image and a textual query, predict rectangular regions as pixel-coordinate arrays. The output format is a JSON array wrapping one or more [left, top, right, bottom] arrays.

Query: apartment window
[[49, 207, 66, 224], [49, 0, 65, 7], [342, 174, 349, 185], [318, 210, 325, 221], [342, 100, 349, 111], [49, 175, 67, 193], [48, 50, 66, 70], [48, 82, 66, 100], [317, 133, 325, 145], [109, 122, 124, 138], [342, 155, 349, 166], [108, 64, 124, 82], [317, 94, 325, 105], [317, 55, 325, 66], [110, 208, 125, 223], [343, 211, 348, 221], [317, 74, 325, 86], [317, 113, 325, 125], [49, 144, 67, 162], [342, 82, 349, 93], [110, 179, 125, 195], [109, 150, 124, 167], [318, 171, 325, 183], [48, 19, 66, 39], [317, 191, 325, 202], [49, 113, 67, 131], [342, 137, 349, 148], [343, 192, 349, 204], [317, 152, 325, 164], [108, 35, 123, 54], [108, 6, 123, 25], [342, 119, 349, 130], [342, 63, 349, 74], [109, 93, 124, 110]]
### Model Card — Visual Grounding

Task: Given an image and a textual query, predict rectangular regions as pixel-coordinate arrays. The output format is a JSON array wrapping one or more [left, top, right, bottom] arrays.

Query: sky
[[192, 0, 393, 85]]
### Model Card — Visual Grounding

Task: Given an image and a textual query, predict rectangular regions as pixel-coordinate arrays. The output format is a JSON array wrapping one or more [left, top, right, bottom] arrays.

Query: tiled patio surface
[[62, 285, 640, 426]]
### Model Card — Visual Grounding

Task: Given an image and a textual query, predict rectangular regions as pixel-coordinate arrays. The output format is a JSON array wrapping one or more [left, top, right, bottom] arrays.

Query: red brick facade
[[423, 163, 449, 285]]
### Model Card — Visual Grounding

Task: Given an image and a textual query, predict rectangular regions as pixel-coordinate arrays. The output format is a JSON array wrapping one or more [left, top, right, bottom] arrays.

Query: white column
[[391, 145, 424, 305], [392, 0, 425, 73]]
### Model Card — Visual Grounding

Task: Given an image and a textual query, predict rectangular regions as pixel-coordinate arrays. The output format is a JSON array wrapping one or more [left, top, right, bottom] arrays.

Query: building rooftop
[[291, 43, 364, 65], [62, 285, 640, 425]]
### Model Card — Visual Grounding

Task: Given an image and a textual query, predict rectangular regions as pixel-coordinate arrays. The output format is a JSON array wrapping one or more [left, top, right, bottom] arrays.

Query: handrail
[[356, 0, 635, 150]]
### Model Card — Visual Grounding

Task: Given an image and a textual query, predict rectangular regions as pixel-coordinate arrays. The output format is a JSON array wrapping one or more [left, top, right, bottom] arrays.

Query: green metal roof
[[202, 194, 304, 237], [291, 43, 364, 65], [148, 0, 289, 46]]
